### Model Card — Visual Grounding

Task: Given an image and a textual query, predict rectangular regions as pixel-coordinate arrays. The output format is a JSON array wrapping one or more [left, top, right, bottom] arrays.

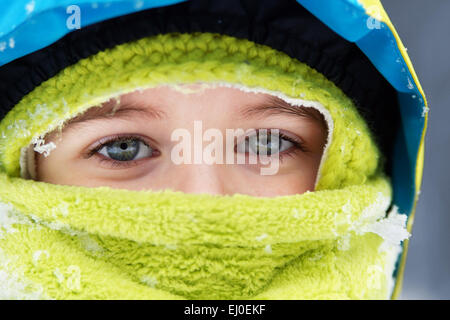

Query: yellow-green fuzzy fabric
[[0, 32, 380, 190], [0, 32, 409, 299], [0, 171, 408, 299]]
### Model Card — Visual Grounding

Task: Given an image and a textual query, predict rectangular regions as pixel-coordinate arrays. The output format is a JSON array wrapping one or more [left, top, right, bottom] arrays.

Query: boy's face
[[35, 84, 327, 197]]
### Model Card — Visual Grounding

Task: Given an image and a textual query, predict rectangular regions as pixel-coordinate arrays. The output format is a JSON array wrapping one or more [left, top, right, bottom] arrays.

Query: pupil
[[106, 139, 140, 161], [256, 133, 280, 155]]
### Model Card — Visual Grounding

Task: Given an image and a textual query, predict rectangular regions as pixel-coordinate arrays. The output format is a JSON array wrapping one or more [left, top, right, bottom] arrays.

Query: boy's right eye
[[98, 137, 154, 161], [85, 134, 160, 168]]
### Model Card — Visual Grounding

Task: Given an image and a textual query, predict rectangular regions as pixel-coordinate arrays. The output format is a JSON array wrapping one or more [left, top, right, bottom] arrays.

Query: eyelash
[[276, 132, 308, 163], [84, 130, 308, 168], [85, 133, 157, 169], [241, 130, 308, 164]]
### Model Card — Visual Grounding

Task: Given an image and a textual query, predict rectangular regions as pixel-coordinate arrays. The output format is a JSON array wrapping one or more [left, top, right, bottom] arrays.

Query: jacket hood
[[0, 0, 427, 299]]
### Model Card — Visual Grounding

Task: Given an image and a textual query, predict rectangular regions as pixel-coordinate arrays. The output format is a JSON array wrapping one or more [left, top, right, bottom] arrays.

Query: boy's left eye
[[235, 130, 296, 155], [97, 137, 154, 161]]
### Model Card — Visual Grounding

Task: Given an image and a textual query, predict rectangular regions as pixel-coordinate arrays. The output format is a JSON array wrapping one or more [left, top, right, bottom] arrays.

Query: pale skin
[[35, 84, 328, 197]]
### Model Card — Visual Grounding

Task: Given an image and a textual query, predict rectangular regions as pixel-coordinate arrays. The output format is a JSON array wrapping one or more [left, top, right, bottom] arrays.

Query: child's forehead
[[61, 84, 326, 127]]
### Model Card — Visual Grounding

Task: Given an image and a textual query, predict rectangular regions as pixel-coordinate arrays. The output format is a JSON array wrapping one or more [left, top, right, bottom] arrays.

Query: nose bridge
[[173, 162, 225, 195]]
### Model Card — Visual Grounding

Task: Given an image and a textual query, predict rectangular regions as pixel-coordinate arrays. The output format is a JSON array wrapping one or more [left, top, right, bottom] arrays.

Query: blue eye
[[98, 138, 154, 161], [236, 130, 295, 156]]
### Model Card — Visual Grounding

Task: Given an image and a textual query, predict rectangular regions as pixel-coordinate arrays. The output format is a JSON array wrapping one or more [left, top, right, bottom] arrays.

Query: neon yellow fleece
[[0, 32, 410, 300]]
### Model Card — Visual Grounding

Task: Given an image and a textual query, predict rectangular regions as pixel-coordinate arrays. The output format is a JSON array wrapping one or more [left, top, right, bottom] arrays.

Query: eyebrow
[[61, 94, 326, 132], [239, 95, 326, 126], [61, 98, 167, 131]]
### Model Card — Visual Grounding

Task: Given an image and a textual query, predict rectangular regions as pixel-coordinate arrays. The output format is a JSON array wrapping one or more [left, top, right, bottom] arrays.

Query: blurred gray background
[[381, 0, 450, 299]]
